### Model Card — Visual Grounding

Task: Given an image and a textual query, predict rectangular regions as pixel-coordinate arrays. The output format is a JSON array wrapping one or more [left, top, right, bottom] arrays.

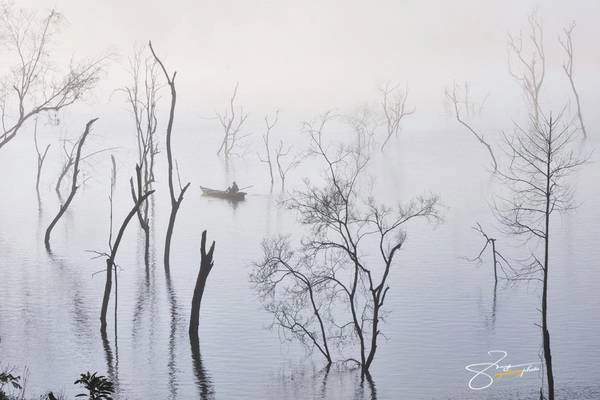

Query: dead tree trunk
[[149, 41, 191, 273], [258, 111, 278, 186], [44, 118, 98, 250], [275, 140, 300, 191], [467, 223, 512, 284], [495, 113, 586, 400], [100, 181, 154, 333], [216, 83, 248, 158], [189, 230, 216, 338]]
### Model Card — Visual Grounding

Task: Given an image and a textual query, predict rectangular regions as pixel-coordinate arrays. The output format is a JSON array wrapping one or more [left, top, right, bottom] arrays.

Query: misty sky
[[9, 0, 600, 132]]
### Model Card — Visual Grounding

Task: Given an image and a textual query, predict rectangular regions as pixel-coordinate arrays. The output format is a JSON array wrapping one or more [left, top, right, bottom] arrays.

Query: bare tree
[[251, 237, 333, 366], [467, 223, 513, 284], [508, 11, 545, 125], [33, 119, 50, 195], [44, 118, 98, 250], [216, 83, 248, 158], [346, 106, 379, 160], [275, 140, 300, 191], [189, 230, 216, 338], [446, 83, 498, 171], [124, 48, 160, 182], [559, 22, 587, 140], [148, 41, 191, 273], [494, 110, 586, 400], [258, 110, 278, 186], [380, 83, 415, 151], [0, 7, 104, 151], [99, 168, 154, 333], [253, 113, 440, 374], [124, 48, 160, 264]]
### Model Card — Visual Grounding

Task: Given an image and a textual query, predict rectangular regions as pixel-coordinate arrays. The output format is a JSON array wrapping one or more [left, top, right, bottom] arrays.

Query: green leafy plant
[[0, 370, 22, 400], [74, 372, 113, 400]]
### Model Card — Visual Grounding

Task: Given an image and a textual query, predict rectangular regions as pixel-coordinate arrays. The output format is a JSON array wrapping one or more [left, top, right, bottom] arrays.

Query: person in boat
[[226, 181, 239, 194]]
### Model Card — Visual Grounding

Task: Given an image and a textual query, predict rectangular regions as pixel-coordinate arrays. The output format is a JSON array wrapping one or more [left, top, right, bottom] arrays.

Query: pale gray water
[[0, 119, 599, 400]]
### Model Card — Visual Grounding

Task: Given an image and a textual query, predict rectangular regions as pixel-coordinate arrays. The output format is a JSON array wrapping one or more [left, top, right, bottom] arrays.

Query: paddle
[[239, 185, 253, 191]]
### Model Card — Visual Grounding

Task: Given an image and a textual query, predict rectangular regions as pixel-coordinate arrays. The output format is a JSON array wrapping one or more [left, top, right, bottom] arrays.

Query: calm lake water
[[1, 117, 599, 400]]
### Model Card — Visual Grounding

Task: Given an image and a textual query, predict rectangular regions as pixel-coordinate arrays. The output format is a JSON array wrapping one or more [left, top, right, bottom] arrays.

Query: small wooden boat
[[200, 186, 246, 201]]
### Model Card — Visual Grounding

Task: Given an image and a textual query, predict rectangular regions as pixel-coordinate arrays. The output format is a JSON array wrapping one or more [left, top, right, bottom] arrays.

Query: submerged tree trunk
[[44, 118, 98, 250], [189, 334, 213, 399], [189, 230, 216, 338], [100, 185, 154, 333], [148, 41, 190, 273], [542, 128, 554, 400]]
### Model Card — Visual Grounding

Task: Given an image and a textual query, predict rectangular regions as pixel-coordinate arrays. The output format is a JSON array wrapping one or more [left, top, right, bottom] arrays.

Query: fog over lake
[[1, 1, 599, 399]]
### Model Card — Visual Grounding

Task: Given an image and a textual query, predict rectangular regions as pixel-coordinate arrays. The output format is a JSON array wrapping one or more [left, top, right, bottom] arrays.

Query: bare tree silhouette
[[0, 6, 104, 151], [251, 236, 333, 366], [508, 10, 545, 126], [253, 113, 440, 375], [494, 110, 586, 400], [99, 165, 154, 333], [258, 110, 278, 186], [44, 118, 98, 250], [216, 83, 248, 158], [559, 22, 587, 140], [189, 231, 216, 338], [123, 49, 159, 265], [275, 140, 300, 191], [467, 223, 513, 284], [380, 83, 414, 151], [148, 41, 191, 273]]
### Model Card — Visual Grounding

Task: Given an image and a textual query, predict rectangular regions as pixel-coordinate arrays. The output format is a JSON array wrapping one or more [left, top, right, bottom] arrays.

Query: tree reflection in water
[[190, 335, 214, 399]]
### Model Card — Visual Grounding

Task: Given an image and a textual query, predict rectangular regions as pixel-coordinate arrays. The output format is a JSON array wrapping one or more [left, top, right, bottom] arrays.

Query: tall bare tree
[[559, 22, 587, 140], [494, 111, 586, 400], [253, 113, 440, 374], [124, 48, 160, 263], [124, 48, 160, 182], [346, 107, 379, 160], [99, 167, 154, 333], [380, 83, 415, 151], [508, 11, 545, 126], [0, 6, 103, 151], [148, 41, 191, 273], [44, 118, 98, 250], [216, 83, 248, 158], [275, 140, 300, 191], [258, 110, 278, 186]]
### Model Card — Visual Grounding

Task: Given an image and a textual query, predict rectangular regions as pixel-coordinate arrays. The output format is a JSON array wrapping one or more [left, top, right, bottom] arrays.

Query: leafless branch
[[446, 83, 498, 171], [559, 22, 587, 140]]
